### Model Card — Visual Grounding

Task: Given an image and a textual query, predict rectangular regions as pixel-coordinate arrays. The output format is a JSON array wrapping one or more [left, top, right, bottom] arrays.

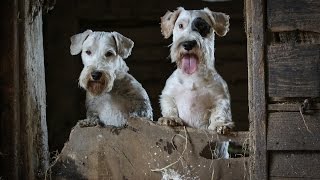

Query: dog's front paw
[[157, 116, 184, 126], [208, 121, 233, 135], [78, 117, 100, 127]]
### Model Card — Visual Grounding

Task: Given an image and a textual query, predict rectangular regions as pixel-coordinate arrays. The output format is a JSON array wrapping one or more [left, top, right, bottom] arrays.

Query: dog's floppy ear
[[203, 8, 230, 37], [111, 32, 134, 59], [160, 7, 184, 39], [70, 29, 93, 55]]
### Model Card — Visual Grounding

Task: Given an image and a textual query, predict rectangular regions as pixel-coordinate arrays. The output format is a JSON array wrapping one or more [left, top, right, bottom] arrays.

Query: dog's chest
[[173, 80, 214, 127], [87, 93, 129, 126]]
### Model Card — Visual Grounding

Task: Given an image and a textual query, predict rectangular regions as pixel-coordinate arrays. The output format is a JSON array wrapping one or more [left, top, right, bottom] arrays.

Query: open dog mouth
[[180, 54, 198, 75]]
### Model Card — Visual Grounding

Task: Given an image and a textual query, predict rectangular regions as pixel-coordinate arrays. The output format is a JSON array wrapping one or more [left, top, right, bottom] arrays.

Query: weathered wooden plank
[[246, 0, 268, 179], [267, 112, 320, 150], [50, 118, 249, 180], [267, 0, 320, 33], [268, 103, 320, 112], [270, 152, 320, 178], [18, 0, 49, 179], [269, 31, 320, 44], [268, 44, 320, 97]]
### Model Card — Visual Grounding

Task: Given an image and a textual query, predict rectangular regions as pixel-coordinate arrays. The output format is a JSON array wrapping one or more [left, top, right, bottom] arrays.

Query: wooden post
[[18, 0, 49, 179], [245, 0, 268, 179], [0, 0, 49, 179]]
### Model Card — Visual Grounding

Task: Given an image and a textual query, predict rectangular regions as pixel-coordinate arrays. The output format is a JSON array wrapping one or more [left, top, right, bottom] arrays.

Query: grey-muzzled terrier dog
[[158, 7, 234, 135], [70, 30, 153, 127]]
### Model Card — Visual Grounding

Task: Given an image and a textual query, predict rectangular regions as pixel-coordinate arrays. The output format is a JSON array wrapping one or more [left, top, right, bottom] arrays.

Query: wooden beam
[[268, 103, 320, 112], [246, 0, 268, 179]]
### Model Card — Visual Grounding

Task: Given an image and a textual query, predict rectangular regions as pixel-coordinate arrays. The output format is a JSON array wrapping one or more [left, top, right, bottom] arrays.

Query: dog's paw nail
[[157, 117, 184, 127], [216, 126, 231, 135]]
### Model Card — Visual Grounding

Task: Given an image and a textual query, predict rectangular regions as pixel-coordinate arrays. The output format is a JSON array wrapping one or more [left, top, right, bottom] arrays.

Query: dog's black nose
[[191, 17, 211, 37], [182, 40, 197, 51], [91, 71, 102, 81]]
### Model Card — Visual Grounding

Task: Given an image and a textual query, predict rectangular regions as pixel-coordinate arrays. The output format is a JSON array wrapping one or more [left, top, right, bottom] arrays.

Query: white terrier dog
[[158, 7, 234, 134], [70, 30, 153, 127]]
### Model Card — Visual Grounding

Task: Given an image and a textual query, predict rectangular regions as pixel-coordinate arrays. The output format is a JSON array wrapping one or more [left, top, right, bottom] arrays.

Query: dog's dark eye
[[178, 24, 184, 29], [105, 51, 113, 57], [85, 50, 92, 55]]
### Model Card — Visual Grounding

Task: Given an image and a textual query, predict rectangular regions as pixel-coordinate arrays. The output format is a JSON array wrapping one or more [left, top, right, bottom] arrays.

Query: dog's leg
[[116, 81, 153, 120], [208, 97, 233, 134], [158, 94, 184, 126]]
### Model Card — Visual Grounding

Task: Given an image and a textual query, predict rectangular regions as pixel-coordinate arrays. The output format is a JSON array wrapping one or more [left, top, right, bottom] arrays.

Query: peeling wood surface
[[267, 0, 320, 33], [267, 112, 320, 150], [268, 44, 320, 98], [246, 0, 268, 179], [50, 118, 249, 180], [270, 152, 320, 178]]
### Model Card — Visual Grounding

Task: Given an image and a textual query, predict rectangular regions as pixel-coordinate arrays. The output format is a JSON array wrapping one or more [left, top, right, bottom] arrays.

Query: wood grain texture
[[268, 44, 320, 97], [268, 103, 320, 112], [50, 118, 249, 180], [267, 0, 320, 33], [270, 152, 320, 178], [267, 112, 320, 150], [246, 0, 267, 179], [18, 0, 49, 179]]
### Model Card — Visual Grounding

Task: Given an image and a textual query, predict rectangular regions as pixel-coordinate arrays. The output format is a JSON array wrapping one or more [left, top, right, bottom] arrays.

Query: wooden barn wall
[[44, 0, 247, 152], [266, 0, 320, 179]]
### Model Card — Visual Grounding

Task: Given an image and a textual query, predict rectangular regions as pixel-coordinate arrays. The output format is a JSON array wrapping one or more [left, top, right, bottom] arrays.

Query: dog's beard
[[81, 71, 114, 96], [87, 77, 107, 96]]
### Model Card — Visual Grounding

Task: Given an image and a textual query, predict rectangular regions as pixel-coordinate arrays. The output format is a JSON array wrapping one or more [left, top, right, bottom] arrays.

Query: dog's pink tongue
[[181, 55, 198, 75]]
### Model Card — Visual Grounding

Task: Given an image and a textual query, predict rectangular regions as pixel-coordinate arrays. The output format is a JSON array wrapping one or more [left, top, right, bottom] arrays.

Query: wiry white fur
[[70, 30, 153, 127], [159, 8, 233, 133]]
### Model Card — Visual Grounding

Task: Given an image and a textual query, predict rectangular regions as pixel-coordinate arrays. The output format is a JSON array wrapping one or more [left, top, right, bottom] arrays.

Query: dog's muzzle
[[86, 70, 114, 96], [91, 71, 102, 81], [182, 40, 197, 51]]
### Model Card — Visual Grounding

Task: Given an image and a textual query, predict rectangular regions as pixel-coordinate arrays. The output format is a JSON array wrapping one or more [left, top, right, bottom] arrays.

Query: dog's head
[[70, 30, 134, 96], [160, 7, 229, 75]]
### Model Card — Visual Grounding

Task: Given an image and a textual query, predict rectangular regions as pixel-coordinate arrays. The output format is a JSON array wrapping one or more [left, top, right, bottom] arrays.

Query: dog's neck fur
[[114, 58, 129, 80]]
